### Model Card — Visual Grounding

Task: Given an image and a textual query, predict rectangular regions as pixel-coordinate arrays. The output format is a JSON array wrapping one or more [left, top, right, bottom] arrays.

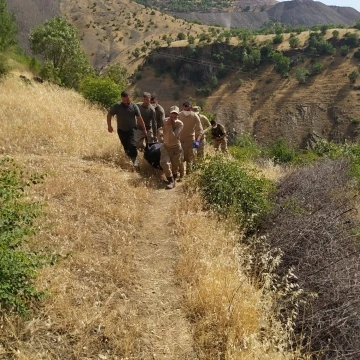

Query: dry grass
[[0, 74, 304, 359], [174, 192, 305, 360], [0, 75, 150, 358]]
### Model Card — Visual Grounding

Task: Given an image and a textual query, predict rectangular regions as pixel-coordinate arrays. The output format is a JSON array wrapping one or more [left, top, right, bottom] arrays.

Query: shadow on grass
[[82, 151, 166, 190]]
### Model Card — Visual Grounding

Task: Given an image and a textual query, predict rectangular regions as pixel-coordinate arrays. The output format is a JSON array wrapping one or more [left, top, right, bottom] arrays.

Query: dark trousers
[[118, 129, 137, 159]]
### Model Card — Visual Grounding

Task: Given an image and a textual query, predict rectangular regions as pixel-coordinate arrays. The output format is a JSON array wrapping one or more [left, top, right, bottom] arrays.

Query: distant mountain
[[171, 0, 360, 29]]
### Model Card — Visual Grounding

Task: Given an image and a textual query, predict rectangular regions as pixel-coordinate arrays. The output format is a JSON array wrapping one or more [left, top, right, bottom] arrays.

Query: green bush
[[272, 52, 290, 76], [312, 61, 324, 74], [354, 49, 360, 59], [196, 156, 273, 231], [230, 133, 261, 161], [340, 45, 350, 56], [0, 53, 9, 78], [295, 67, 309, 83], [289, 36, 300, 49], [348, 70, 360, 83], [0, 157, 45, 315], [272, 34, 284, 44], [79, 76, 121, 109], [265, 138, 297, 163]]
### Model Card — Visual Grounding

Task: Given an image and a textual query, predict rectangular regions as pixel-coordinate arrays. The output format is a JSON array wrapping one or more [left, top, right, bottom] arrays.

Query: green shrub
[[79, 76, 121, 109], [354, 48, 360, 59], [230, 133, 261, 161], [265, 138, 297, 163], [272, 52, 290, 76], [289, 36, 300, 49], [295, 67, 309, 83], [196, 156, 273, 231], [0, 53, 9, 78], [0, 157, 45, 315], [272, 34, 284, 44], [348, 70, 360, 83], [312, 61, 324, 74], [340, 45, 350, 56]]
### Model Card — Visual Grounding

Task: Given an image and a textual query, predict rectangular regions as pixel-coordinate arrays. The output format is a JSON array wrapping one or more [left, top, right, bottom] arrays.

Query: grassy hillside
[[0, 72, 304, 359]]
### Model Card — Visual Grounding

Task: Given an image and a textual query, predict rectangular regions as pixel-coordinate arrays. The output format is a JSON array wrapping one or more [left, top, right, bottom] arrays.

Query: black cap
[[183, 101, 191, 107]]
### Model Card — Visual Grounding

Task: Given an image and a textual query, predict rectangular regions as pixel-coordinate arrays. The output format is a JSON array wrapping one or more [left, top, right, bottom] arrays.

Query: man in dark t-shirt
[[107, 91, 147, 168]]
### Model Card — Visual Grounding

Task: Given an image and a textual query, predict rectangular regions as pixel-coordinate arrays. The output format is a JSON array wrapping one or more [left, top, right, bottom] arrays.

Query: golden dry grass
[[174, 193, 305, 360], [0, 74, 303, 359]]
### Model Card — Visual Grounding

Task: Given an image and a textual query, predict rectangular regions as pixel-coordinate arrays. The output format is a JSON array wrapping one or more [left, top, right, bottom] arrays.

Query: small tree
[[340, 45, 350, 56], [289, 36, 300, 49], [295, 67, 309, 84], [312, 61, 324, 74], [348, 70, 360, 83], [177, 32, 186, 40], [0, 0, 18, 51], [332, 29, 339, 39], [132, 47, 140, 58], [101, 62, 129, 89], [29, 16, 93, 89], [272, 34, 284, 44], [79, 76, 122, 109], [272, 52, 290, 76], [353, 49, 360, 59]]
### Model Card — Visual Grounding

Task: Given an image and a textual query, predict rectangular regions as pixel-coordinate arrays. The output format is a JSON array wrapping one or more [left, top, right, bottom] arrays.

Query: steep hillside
[[7, 0, 210, 72], [172, 0, 360, 29], [132, 32, 360, 148], [6, 0, 61, 52]]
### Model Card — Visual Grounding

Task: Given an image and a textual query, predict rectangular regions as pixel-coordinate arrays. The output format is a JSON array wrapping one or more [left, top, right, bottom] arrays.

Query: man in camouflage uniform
[[210, 120, 228, 153], [136, 92, 157, 150], [192, 106, 211, 160], [160, 106, 183, 190], [178, 101, 203, 179]]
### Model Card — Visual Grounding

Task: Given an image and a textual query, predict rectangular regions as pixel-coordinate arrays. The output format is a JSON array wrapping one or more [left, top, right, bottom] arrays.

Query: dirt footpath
[[128, 181, 197, 360]]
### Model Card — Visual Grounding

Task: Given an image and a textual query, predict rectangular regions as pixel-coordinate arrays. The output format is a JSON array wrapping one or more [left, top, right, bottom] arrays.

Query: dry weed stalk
[[259, 159, 360, 359], [174, 193, 306, 360]]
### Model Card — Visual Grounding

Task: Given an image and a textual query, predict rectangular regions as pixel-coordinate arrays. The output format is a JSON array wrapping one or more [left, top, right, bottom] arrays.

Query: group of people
[[107, 91, 228, 189]]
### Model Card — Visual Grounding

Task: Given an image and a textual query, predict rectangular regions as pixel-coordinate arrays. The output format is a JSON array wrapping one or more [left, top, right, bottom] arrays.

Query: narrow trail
[[128, 180, 197, 360]]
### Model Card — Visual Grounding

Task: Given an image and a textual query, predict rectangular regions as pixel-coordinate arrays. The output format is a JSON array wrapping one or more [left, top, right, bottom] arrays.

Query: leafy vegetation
[[0, 158, 45, 315], [196, 155, 274, 231], [0, 0, 18, 51], [79, 76, 122, 109], [29, 16, 93, 89]]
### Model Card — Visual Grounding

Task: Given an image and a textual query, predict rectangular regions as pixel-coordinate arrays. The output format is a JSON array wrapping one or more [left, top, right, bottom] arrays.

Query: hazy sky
[[277, 0, 360, 12]]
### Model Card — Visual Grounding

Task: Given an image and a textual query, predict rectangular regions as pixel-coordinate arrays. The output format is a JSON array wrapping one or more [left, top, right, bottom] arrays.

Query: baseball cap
[[169, 105, 180, 114], [193, 106, 200, 113]]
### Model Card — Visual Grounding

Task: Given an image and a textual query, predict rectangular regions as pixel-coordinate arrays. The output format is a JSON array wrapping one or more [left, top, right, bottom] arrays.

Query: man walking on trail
[[150, 94, 165, 139], [107, 91, 147, 169], [210, 120, 228, 153], [192, 106, 211, 160], [136, 92, 157, 150], [160, 106, 184, 190], [178, 101, 203, 180]]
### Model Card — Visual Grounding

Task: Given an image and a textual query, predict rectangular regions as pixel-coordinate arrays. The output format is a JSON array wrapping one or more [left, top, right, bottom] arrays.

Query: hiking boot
[[165, 176, 175, 190], [131, 158, 140, 172]]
